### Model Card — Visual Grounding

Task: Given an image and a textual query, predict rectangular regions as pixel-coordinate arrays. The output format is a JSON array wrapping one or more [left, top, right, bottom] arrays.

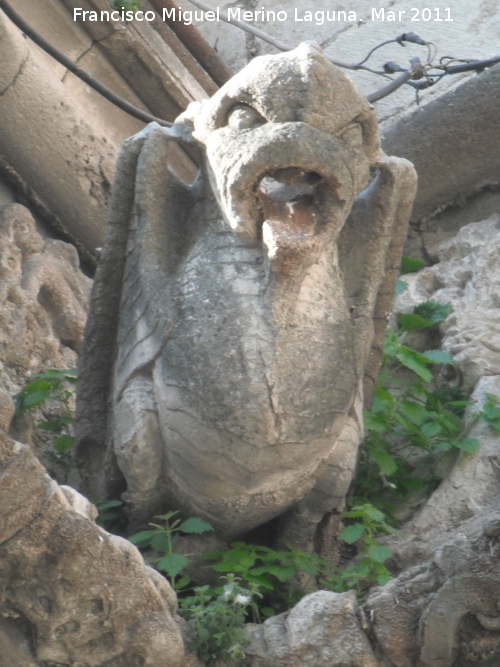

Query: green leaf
[[434, 441, 453, 452], [366, 544, 392, 563], [362, 506, 386, 522], [383, 329, 400, 358], [35, 369, 67, 380], [484, 393, 500, 406], [210, 561, 246, 573], [261, 607, 275, 619], [421, 350, 454, 365], [245, 573, 274, 590], [398, 313, 434, 331], [395, 349, 433, 382], [373, 387, 394, 409], [175, 575, 191, 590], [400, 255, 425, 275], [156, 553, 188, 578], [22, 378, 52, 391], [421, 421, 442, 438], [339, 523, 365, 544], [370, 446, 398, 476], [371, 398, 388, 415], [128, 530, 157, 546], [23, 389, 51, 408], [151, 533, 170, 553], [454, 437, 479, 453], [39, 415, 74, 430], [413, 300, 452, 324], [399, 400, 429, 426], [53, 435, 74, 452], [481, 394, 500, 430], [179, 517, 213, 534], [95, 499, 123, 510], [364, 410, 391, 433], [376, 571, 393, 586]]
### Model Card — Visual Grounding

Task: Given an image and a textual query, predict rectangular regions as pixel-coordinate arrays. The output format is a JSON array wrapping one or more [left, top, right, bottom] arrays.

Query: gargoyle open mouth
[[259, 168, 322, 204], [254, 167, 328, 275]]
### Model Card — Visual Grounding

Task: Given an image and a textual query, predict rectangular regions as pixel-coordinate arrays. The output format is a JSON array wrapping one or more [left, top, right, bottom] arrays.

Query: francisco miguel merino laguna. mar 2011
[[72, 6, 453, 24], [72, 7, 359, 25]]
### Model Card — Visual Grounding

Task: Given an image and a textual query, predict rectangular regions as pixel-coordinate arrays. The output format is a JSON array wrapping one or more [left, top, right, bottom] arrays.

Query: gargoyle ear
[[338, 155, 417, 406], [171, 100, 206, 145]]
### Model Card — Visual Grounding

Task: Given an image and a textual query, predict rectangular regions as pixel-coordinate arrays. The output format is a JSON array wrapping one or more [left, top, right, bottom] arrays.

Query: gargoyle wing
[[339, 154, 417, 407], [75, 123, 196, 496]]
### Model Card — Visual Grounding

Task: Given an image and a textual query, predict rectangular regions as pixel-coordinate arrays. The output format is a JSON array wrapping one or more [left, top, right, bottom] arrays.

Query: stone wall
[[1, 0, 218, 258]]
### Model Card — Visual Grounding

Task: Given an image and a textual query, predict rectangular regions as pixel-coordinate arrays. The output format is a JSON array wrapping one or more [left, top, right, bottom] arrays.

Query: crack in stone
[[0, 51, 29, 97], [61, 42, 94, 83]]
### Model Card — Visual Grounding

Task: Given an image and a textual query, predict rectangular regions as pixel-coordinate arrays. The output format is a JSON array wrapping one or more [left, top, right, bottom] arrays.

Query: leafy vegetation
[[13, 368, 77, 453], [127, 504, 399, 664], [179, 575, 261, 666], [205, 504, 398, 612], [480, 393, 500, 430], [355, 299, 476, 512], [352, 262, 500, 518], [128, 511, 213, 590], [92, 498, 125, 529], [335, 504, 401, 587]]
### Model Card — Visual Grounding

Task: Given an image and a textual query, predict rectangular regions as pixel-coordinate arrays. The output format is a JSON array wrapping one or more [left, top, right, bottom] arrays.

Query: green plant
[[175, 505, 397, 663], [357, 301, 480, 512], [206, 541, 315, 615], [128, 506, 397, 664], [206, 503, 399, 608], [179, 574, 261, 666], [332, 504, 401, 589], [394, 254, 425, 297], [92, 498, 125, 529], [13, 368, 77, 453], [355, 286, 500, 515], [480, 393, 500, 431], [129, 511, 213, 589]]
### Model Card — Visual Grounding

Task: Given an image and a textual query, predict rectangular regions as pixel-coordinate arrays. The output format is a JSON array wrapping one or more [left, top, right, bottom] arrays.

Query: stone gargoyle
[[76, 43, 416, 547]]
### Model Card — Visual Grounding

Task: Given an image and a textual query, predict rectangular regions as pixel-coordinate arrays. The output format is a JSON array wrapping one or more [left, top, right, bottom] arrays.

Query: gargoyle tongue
[[257, 168, 322, 275]]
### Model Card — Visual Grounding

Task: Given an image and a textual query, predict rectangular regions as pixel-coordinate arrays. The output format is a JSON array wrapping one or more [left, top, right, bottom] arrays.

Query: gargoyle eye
[[339, 123, 363, 147], [227, 104, 266, 130]]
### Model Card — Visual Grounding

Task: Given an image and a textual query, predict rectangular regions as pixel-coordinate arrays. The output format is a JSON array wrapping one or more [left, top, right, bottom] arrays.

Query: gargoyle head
[[175, 43, 380, 276]]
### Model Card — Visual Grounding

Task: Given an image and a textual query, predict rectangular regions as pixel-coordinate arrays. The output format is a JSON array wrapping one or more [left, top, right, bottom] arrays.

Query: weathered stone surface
[[383, 64, 500, 227], [365, 504, 500, 667], [241, 590, 379, 667], [387, 219, 500, 568], [385, 376, 500, 572], [0, 8, 117, 257], [0, 203, 91, 476], [76, 43, 416, 543], [0, 432, 201, 666], [0, 0, 212, 257], [395, 213, 500, 391]]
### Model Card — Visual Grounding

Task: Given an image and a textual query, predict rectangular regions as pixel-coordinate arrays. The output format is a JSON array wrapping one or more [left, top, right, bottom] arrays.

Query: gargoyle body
[[76, 44, 416, 544]]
